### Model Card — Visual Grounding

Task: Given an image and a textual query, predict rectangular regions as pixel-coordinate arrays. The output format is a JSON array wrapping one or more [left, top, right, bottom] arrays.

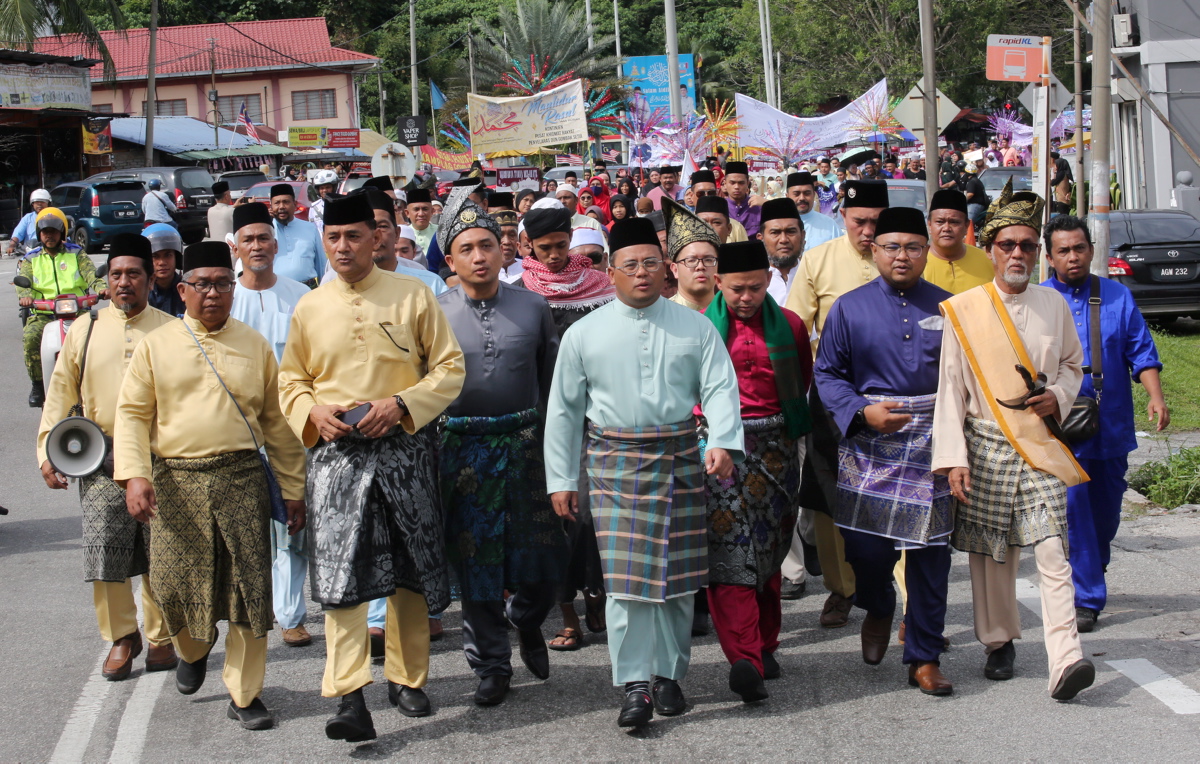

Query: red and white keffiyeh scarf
[[521, 253, 615, 310]]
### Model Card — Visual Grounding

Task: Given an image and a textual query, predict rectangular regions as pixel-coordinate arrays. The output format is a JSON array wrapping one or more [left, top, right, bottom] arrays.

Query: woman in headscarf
[[577, 186, 596, 212], [584, 205, 608, 226], [615, 176, 638, 200], [588, 175, 612, 220], [542, 178, 558, 195], [515, 188, 536, 217], [607, 194, 633, 229]]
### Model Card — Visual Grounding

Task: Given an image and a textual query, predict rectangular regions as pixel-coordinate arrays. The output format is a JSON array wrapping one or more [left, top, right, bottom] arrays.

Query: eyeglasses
[[994, 240, 1040, 255], [695, 189, 719, 197], [182, 280, 235, 294], [614, 257, 664, 275], [876, 244, 927, 257], [676, 255, 718, 269]]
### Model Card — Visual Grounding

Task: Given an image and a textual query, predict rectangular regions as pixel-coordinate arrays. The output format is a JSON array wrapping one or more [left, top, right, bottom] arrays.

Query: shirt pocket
[[1035, 334, 1063, 380], [372, 322, 415, 365], [664, 340, 700, 388], [498, 332, 535, 371], [218, 355, 262, 411]]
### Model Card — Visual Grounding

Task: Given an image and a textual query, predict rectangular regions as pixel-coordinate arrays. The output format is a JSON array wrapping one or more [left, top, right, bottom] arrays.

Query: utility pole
[[377, 64, 385, 134], [1090, 0, 1112, 278], [664, 0, 682, 121], [756, 0, 774, 107], [410, 0, 418, 116], [764, 0, 777, 107], [1071, 1, 1084, 212], [145, 0, 157, 164], [614, 0, 626, 160], [209, 38, 219, 146], [917, 0, 939, 200], [585, 0, 595, 50], [467, 21, 477, 94]]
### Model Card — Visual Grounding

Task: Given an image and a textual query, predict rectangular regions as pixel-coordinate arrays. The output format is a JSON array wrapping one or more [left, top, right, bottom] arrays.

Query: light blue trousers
[[606, 595, 694, 685], [271, 546, 307, 629]]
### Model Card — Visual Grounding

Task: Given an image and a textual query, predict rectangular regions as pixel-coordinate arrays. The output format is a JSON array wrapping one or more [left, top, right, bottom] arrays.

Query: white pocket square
[[918, 315, 945, 330]]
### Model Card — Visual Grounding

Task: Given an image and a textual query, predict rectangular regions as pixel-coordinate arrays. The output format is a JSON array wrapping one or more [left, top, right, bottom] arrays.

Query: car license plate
[[1157, 265, 1194, 281], [197, 198, 212, 207], [116, 210, 136, 218]]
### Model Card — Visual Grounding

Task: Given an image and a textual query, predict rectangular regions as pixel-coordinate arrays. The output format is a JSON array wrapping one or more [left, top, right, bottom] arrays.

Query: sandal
[[583, 591, 607, 633], [548, 627, 584, 651]]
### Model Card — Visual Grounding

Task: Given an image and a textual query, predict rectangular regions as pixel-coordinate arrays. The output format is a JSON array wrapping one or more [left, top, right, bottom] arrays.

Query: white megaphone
[[46, 416, 108, 478]]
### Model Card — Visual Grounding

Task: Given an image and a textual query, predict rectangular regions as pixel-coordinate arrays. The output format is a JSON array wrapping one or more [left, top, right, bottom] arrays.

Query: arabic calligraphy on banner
[[467, 80, 589, 154], [736, 79, 890, 152]]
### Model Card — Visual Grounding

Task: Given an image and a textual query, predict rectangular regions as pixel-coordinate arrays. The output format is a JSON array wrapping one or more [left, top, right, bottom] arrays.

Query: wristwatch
[[851, 406, 868, 435], [393, 395, 408, 419]]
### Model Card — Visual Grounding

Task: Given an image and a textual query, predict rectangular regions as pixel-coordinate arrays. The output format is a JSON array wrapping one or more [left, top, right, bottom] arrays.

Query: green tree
[[4, 0, 127, 75]]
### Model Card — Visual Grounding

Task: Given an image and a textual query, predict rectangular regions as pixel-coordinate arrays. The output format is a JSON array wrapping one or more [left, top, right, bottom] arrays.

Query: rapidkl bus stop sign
[[986, 35, 1043, 83]]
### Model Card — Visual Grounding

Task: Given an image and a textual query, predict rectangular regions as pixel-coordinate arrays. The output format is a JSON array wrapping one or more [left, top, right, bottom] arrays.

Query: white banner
[[467, 80, 589, 154], [0, 62, 92, 110], [735, 79, 890, 153]]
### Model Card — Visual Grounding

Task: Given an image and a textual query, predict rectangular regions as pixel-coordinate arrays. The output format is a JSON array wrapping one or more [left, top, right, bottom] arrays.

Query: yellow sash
[[940, 283, 1088, 487]]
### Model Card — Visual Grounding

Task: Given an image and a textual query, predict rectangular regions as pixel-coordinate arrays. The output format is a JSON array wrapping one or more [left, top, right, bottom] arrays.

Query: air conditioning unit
[[1113, 13, 1138, 48]]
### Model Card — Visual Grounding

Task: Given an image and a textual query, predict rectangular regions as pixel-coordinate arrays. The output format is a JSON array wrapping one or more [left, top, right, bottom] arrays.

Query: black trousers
[[461, 583, 557, 678]]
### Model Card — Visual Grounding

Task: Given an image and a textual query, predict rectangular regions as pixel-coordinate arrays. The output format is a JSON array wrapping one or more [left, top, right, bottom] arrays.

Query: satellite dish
[[371, 143, 417, 187]]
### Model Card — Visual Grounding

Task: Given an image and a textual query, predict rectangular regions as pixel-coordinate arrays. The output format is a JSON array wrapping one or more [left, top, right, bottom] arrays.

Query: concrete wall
[[90, 70, 359, 130]]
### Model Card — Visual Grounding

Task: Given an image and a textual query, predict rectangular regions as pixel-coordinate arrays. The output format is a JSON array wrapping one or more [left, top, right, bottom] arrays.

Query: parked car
[[884, 179, 929, 212], [49, 179, 146, 252], [544, 164, 630, 183], [978, 167, 1033, 195], [216, 170, 268, 200], [338, 172, 371, 195], [86, 167, 215, 244], [1106, 209, 1200, 322], [240, 180, 318, 220]]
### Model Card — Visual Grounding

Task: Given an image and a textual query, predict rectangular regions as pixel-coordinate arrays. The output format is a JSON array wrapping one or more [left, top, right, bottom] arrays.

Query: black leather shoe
[[175, 631, 215, 695], [518, 627, 550, 680], [761, 650, 781, 680], [368, 627, 385, 659], [617, 690, 653, 728], [984, 640, 1016, 681], [387, 681, 431, 717], [1051, 658, 1096, 701], [691, 609, 710, 637], [325, 689, 376, 742], [651, 677, 686, 716], [780, 579, 806, 600], [474, 674, 511, 706], [28, 381, 44, 408], [729, 659, 769, 703], [226, 697, 274, 730], [1075, 607, 1099, 633]]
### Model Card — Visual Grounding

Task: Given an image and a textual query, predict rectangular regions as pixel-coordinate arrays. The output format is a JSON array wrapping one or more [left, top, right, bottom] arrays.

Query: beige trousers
[[322, 588, 430, 697], [779, 525, 807, 584], [969, 537, 1084, 692], [173, 623, 267, 707], [93, 577, 171, 646], [813, 512, 856, 598]]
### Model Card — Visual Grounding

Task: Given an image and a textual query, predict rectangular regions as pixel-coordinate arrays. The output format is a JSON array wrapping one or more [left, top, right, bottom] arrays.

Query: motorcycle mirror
[[13, 275, 31, 289], [95, 263, 108, 279]]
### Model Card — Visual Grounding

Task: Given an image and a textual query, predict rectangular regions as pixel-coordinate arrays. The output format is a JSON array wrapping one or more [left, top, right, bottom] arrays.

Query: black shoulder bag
[[1060, 275, 1103, 444], [184, 323, 289, 524]]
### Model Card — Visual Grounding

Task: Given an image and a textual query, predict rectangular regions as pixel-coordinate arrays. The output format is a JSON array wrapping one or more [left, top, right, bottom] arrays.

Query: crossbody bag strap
[[183, 322, 262, 452], [1088, 275, 1103, 401], [70, 309, 100, 417]]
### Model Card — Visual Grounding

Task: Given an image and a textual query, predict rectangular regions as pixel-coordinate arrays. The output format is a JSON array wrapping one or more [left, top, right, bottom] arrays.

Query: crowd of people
[[20, 141, 1170, 740]]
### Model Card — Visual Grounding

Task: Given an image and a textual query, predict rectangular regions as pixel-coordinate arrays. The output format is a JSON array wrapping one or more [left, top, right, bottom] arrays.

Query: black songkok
[[695, 196, 729, 217], [406, 187, 432, 204], [873, 207, 929, 240], [724, 161, 749, 176], [322, 193, 375, 227], [211, 180, 230, 197], [717, 240, 770, 274], [690, 170, 715, 186], [786, 172, 815, 188], [929, 189, 969, 216], [232, 202, 273, 232], [841, 180, 890, 209], [608, 217, 661, 254], [269, 183, 295, 199], [362, 176, 394, 193], [759, 197, 802, 224], [182, 241, 233, 273], [107, 232, 152, 267], [521, 207, 573, 241]]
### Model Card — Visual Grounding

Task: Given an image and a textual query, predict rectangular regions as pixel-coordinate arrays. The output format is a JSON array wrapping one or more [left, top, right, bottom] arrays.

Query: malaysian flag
[[238, 102, 261, 144], [555, 153, 583, 166], [601, 148, 620, 161]]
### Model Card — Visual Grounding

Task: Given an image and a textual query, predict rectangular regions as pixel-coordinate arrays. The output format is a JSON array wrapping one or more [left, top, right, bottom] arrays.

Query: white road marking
[[1107, 659, 1200, 715], [1015, 577, 1042, 616], [48, 655, 115, 763], [107, 671, 166, 763]]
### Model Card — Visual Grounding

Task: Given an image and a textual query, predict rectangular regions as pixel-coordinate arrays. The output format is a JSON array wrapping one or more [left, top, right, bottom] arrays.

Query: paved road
[[2, 260, 1198, 761]]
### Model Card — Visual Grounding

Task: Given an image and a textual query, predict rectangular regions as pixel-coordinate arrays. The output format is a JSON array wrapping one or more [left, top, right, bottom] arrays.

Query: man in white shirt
[[554, 186, 609, 252], [757, 198, 805, 304], [141, 179, 176, 228]]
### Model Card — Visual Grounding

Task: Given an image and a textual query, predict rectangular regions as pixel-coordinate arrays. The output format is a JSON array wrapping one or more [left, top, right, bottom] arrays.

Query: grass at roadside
[[1133, 319, 1200, 432]]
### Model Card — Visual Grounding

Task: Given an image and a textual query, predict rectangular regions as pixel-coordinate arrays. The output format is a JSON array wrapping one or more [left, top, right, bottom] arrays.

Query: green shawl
[[705, 292, 812, 439]]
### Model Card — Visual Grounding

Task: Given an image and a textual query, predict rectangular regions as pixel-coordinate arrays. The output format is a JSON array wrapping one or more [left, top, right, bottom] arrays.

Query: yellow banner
[[82, 121, 112, 154], [421, 146, 473, 171], [287, 126, 326, 147], [467, 79, 589, 154]]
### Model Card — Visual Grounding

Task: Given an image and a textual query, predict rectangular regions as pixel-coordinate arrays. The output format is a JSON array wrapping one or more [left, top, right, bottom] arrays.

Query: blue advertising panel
[[622, 54, 697, 117]]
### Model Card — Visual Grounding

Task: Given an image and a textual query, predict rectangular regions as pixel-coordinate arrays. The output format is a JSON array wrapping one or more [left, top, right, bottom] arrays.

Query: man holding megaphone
[[36, 232, 178, 681]]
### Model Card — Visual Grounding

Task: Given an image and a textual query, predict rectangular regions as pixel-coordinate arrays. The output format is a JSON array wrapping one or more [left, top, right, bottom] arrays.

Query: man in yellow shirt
[[696, 196, 749, 244], [785, 180, 890, 629], [922, 190, 993, 294], [278, 193, 465, 743], [114, 241, 307, 730], [37, 233, 177, 681]]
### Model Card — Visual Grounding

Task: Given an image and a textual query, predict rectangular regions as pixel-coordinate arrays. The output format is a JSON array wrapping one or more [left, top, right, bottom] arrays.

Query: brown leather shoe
[[861, 612, 892, 665], [908, 661, 954, 695], [819, 593, 854, 628], [369, 627, 385, 658], [145, 641, 178, 672], [281, 625, 312, 647], [103, 632, 143, 681]]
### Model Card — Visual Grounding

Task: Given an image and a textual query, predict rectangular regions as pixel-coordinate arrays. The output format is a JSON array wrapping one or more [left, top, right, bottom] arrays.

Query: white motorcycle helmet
[[30, 188, 52, 204], [313, 169, 339, 187]]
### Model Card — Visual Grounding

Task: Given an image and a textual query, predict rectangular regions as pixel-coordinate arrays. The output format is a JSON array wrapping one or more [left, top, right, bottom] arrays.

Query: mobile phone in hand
[[337, 402, 372, 428]]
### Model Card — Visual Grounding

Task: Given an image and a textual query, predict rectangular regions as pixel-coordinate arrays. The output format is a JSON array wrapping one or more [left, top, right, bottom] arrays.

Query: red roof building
[[36, 17, 378, 139]]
